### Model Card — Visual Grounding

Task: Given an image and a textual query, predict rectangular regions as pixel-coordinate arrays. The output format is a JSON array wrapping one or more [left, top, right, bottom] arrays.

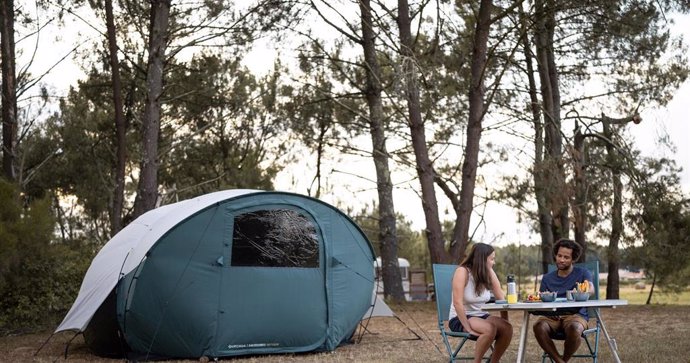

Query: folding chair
[[432, 264, 492, 362], [541, 260, 601, 362]]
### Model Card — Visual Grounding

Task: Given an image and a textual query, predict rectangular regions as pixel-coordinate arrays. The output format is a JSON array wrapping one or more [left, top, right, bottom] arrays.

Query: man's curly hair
[[553, 238, 581, 260]]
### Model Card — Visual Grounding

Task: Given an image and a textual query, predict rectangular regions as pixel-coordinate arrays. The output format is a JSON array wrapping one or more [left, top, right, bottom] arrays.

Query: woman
[[449, 243, 512, 363]]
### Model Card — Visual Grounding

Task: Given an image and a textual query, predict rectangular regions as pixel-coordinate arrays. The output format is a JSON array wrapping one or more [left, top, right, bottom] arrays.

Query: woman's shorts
[[449, 313, 490, 332]]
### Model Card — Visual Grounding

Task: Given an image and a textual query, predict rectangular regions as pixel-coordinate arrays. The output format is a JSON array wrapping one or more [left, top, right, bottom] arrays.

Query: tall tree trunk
[[105, 0, 127, 234], [544, 2, 568, 242], [573, 128, 587, 263], [603, 116, 621, 299], [308, 119, 327, 199], [520, 6, 554, 273], [396, 0, 447, 264], [133, 0, 170, 218], [646, 273, 656, 305], [359, 0, 404, 301], [534, 0, 567, 271], [450, 0, 492, 261], [1, 0, 17, 181]]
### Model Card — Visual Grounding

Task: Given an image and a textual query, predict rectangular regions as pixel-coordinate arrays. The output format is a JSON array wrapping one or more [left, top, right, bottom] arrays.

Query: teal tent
[[56, 190, 376, 359]]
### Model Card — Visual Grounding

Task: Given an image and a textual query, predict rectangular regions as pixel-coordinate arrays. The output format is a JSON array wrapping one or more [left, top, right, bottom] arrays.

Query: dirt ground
[[1, 303, 689, 362]]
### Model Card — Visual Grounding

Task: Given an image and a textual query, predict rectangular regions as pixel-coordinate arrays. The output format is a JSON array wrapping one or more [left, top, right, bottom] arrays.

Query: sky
[[21, 5, 690, 248], [260, 11, 690, 247], [631, 12, 690, 190]]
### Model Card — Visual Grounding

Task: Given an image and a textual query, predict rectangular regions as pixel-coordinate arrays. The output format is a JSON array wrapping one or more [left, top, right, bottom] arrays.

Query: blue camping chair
[[432, 264, 492, 362], [541, 260, 601, 362]]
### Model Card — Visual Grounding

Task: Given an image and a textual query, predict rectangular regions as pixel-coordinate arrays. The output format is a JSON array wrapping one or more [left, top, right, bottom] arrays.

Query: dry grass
[[613, 285, 690, 305], [2, 303, 689, 362]]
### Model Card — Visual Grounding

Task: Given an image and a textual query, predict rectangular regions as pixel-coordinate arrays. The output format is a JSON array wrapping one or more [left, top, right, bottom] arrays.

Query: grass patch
[[615, 285, 690, 305], [3, 301, 688, 362]]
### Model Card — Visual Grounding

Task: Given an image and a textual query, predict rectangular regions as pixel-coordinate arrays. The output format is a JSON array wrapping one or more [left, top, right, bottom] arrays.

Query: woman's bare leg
[[468, 317, 497, 363], [487, 316, 513, 363]]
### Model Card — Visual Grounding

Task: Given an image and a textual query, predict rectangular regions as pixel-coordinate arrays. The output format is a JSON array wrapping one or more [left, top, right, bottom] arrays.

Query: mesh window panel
[[231, 209, 319, 267]]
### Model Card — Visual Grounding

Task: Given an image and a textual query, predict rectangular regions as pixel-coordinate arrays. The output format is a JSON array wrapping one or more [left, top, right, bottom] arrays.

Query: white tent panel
[[363, 290, 395, 318], [55, 189, 260, 333]]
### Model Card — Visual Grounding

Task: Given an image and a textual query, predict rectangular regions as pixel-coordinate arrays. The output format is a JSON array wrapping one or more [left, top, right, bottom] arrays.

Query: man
[[533, 239, 594, 363]]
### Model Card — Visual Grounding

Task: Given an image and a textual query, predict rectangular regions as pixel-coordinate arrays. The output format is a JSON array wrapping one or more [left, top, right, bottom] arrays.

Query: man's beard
[[557, 262, 571, 270]]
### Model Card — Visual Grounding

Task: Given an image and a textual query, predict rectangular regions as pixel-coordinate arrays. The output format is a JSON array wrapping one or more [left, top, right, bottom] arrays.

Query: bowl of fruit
[[525, 293, 541, 302], [539, 291, 557, 302], [573, 280, 591, 301], [573, 291, 590, 301]]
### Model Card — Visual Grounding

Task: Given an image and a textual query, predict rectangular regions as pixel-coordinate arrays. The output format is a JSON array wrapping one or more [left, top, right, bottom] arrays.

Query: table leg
[[516, 311, 530, 363], [594, 308, 621, 363]]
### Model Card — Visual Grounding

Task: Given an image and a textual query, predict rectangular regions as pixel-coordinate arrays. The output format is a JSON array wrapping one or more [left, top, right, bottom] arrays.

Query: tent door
[[213, 205, 327, 355]]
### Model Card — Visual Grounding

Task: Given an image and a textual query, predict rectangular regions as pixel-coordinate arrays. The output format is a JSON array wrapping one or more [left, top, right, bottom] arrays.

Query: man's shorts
[[448, 313, 490, 332], [536, 314, 588, 331]]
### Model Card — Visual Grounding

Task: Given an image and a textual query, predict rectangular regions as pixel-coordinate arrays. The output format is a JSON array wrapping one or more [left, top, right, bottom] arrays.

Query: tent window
[[231, 209, 319, 268]]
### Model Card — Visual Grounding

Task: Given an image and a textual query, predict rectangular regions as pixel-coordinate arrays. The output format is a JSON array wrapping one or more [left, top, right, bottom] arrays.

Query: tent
[[365, 291, 395, 318], [56, 190, 376, 360]]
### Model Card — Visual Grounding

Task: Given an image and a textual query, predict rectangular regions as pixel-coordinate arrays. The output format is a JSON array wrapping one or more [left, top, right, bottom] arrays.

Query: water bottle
[[507, 274, 517, 304]]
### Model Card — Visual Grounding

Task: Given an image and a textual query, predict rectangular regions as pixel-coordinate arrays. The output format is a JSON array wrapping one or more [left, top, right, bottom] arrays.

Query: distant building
[[374, 257, 430, 301], [600, 269, 646, 281], [375, 257, 410, 301], [534, 268, 646, 284]]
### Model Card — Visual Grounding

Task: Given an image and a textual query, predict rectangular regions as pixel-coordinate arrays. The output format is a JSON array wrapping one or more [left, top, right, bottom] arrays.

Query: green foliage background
[[0, 180, 93, 334], [1, 0, 689, 338]]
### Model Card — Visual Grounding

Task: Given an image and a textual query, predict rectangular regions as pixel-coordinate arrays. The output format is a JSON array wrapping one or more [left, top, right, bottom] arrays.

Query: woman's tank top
[[449, 268, 491, 319]]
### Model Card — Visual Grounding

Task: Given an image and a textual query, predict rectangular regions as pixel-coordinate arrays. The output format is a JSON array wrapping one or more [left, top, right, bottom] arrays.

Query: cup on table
[[566, 290, 574, 301]]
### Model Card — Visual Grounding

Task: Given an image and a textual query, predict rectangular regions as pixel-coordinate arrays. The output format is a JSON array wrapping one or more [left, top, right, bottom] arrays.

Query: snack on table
[[573, 291, 590, 301], [526, 293, 541, 302]]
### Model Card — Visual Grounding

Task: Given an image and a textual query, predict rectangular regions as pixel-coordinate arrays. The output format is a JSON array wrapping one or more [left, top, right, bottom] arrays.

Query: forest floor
[[1, 302, 689, 363]]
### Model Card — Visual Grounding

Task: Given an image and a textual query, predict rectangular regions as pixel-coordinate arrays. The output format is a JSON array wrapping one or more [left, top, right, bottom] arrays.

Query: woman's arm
[[489, 268, 505, 300], [451, 267, 479, 335], [489, 268, 509, 320]]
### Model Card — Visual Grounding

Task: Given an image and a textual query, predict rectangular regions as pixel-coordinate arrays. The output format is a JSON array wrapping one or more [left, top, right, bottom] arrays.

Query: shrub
[[0, 180, 92, 334]]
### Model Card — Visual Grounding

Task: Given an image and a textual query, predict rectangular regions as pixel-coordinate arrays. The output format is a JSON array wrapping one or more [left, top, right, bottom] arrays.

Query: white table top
[[480, 299, 628, 311]]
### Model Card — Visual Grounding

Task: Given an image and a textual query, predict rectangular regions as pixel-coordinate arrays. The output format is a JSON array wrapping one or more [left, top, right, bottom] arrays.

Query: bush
[[0, 180, 92, 335]]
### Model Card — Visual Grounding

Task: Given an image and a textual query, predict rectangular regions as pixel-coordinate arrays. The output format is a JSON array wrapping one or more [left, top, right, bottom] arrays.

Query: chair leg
[[583, 336, 596, 362], [441, 331, 455, 361], [441, 333, 472, 362], [483, 344, 494, 363], [542, 332, 602, 363], [440, 331, 493, 362], [452, 337, 470, 361], [479, 344, 493, 363], [541, 353, 555, 363], [592, 327, 600, 363]]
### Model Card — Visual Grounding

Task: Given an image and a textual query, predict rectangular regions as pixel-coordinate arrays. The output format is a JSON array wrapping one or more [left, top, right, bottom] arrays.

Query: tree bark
[[396, 0, 447, 264], [133, 0, 170, 218], [308, 120, 328, 199], [105, 0, 127, 234], [1, 0, 17, 181], [450, 0, 493, 261], [519, 5, 554, 273], [573, 128, 587, 263], [359, 0, 404, 301], [646, 273, 656, 305], [534, 0, 567, 271], [603, 117, 622, 299]]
